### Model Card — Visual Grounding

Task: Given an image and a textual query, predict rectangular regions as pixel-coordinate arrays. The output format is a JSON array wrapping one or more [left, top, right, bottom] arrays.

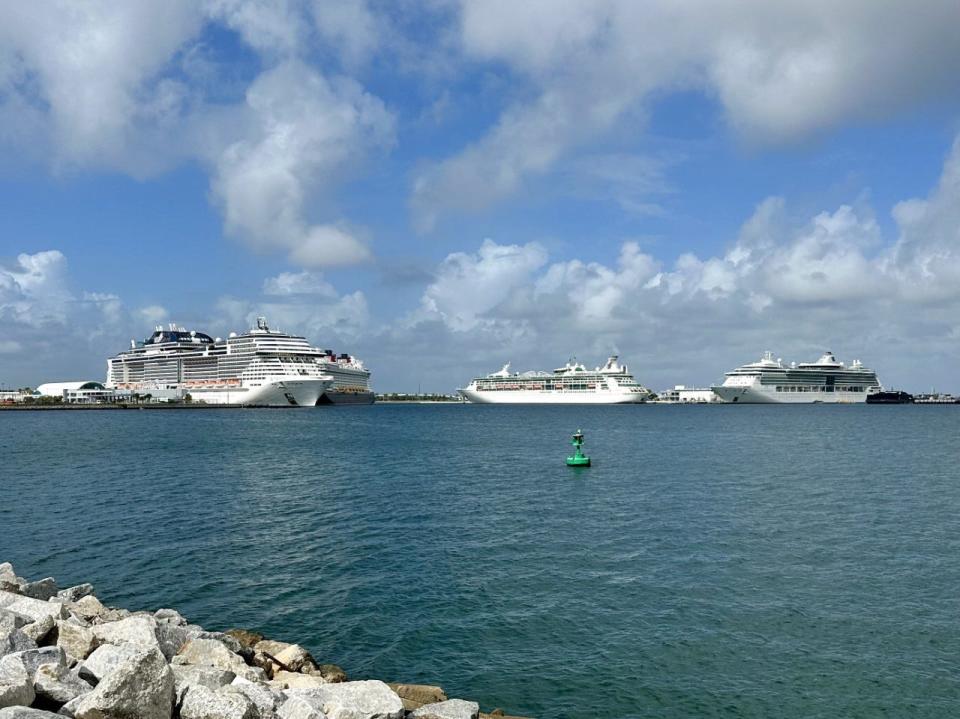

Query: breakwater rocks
[[0, 563, 530, 719]]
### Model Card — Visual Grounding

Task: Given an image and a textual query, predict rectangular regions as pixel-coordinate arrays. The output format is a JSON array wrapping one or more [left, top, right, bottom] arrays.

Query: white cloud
[[402, 132, 960, 389], [413, 0, 960, 227], [0, 1, 203, 173], [312, 0, 379, 69], [207, 60, 393, 267], [137, 305, 169, 324], [415, 239, 548, 330], [0, 251, 73, 326], [262, 270, 338, 297]]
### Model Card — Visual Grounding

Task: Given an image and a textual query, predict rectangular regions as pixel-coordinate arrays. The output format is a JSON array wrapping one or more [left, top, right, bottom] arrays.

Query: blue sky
[[3, 1, 960, 392]]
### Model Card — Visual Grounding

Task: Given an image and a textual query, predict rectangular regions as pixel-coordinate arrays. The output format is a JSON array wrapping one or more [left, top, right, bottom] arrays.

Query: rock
[[155, 623, 189, 661], [286, 681, 404, 719], [271, 671, 329, 690], [77, 644, 141, 683], [57, 694, 84, 717], [230, 676, 281, 715], [73, 647, 173, 719], [274, 645, 317, 674], [410, 699, 479, 719], [21, 616, 55, 645], [174, 639, 263, 682], [0, 566, 20, 595], [170, 666, 235, 705], [0, 653, 34, 709], [0, 613, 36, 657], [185, 632, 244, 656], [387, 684, 446, 711], [0, 648, 67, 679], [253, 640, 291, 657], [224, 630, 263, 650], [0, 708, 63, 717], [91, 616, 159, 651], [67, 598, 103, 623], [153, 609, 187, 626], [0, 593, 66, 625], [55, 587, 93, 605], [33, 663, 93, 706], [179, 685, 257, 719], [311, 664, 347, 684], [55, 624, 98, 662], [277, 694, 327, 719], [20, 580, 57, 602]]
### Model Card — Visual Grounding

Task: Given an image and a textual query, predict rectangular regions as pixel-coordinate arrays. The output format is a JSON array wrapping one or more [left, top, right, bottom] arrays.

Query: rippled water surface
[[4, 405, 960, 718]]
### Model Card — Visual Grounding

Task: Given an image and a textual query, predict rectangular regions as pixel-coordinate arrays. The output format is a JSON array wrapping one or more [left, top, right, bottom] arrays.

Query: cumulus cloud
[[402, 133, 960, 390], [412, 0, 960, 227], [206, 60, 393, 267], [0, 2, 395, 268], [415, 239, 548, 330], [0, 1, 203, 173]]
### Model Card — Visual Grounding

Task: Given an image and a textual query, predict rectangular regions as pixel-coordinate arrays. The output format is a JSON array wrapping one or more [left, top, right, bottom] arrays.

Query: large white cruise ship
[[712, 351, 881, 403], [459, 356, 651, 404], [106, 317, 373, 406]]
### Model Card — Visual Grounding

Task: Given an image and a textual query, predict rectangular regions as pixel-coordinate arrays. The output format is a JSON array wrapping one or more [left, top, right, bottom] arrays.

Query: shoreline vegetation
[[0, 562, 531, 719]]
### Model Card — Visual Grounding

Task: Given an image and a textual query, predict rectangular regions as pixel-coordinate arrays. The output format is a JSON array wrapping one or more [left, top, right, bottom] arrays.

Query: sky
[[2, 0, 960, 393]]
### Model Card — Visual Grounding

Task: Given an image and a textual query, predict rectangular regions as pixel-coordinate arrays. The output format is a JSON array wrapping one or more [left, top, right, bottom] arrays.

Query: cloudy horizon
[[2, 1, 960, 393]]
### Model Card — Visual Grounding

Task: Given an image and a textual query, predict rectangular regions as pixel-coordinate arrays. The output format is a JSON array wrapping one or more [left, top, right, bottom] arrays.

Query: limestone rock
[[67, 598, 103, 623], [224, 630, 263, 650], [56, 587, 93, 605], [387, 684, 446, 711], [0, 708, 63, 717], [311, 665, 347, 684], [274, 645, 317, 674], [91, 616, 159, 651], [286, 681, 404, 719], [253, 640, 291, 657], [230, 676, 281, 715], [77, 644, 141, 683], [33, 663, 93, 706], [0, 613, 36, 657], [171, 666, 235, 705], [57, 694, 84, 717], [188, 633, 244, 657], [153, 609, 187, 626], [271, 671, 328, 690], [173, 639, 263, 682], [277, 694, 327, 719], [0, 648, 67, 679], [410, 699, 479, 719], [0, 567, 20, 595], [20, 580, 57, 603], [179, 685, 257, 719], [155, 623, 189, 661], [0, 593, 66, 625], [73, 647, 173, 719], [21, 616, 54, 645], [55, 624, 98, 662], [0, 654, 34, 709]]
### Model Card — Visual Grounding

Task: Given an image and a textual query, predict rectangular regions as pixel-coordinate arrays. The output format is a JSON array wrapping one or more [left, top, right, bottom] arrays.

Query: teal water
[[3, 405, 960, 718]]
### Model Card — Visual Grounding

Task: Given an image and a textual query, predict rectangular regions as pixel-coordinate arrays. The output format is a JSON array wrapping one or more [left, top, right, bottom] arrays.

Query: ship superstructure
[[106, 317, 372, 406], [711, 351, 881, 404], [458, 356, 651, 404]]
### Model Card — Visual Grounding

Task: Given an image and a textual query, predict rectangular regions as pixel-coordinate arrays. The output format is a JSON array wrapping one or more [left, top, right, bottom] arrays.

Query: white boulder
[[73, 647, 173, 719]]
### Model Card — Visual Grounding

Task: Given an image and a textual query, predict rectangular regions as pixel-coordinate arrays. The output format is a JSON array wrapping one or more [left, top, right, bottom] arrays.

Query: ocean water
[[3, 404, 960, 718]]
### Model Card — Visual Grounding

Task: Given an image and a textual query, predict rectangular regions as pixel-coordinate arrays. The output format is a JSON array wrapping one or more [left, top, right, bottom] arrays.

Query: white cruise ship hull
[[188, 377, 332, 407], [459, 388, 647, 404], [712, 385, 869, 404]]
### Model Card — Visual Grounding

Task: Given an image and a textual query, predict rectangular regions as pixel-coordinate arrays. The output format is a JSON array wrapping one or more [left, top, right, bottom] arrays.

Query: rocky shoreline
[[0, 563, 531, 719]]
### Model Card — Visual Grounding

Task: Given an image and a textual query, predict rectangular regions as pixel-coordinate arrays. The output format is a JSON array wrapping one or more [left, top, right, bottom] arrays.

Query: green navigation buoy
[[566, 429, 591, 467]]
